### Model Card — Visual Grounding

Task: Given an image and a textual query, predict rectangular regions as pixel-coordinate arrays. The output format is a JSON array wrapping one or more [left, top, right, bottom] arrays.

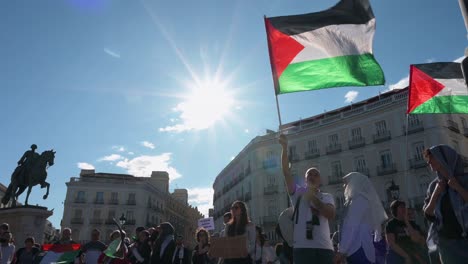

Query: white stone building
[[62, 170, 203, 246], [212, 88, 468, 240]]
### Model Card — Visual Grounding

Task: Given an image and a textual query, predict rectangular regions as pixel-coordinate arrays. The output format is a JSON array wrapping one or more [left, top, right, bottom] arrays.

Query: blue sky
[[1, 0, 466, 228]]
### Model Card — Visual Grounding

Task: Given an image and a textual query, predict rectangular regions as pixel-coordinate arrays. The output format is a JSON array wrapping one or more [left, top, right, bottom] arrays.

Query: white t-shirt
[[291, 185, 334, 250], [0, 244, 15, 264]]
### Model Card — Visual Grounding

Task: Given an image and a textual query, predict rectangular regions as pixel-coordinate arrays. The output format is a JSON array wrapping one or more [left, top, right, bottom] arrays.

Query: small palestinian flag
[[407, 62, 468, 114], [265, 0, 385, 95], [39, 244, 81, 264]]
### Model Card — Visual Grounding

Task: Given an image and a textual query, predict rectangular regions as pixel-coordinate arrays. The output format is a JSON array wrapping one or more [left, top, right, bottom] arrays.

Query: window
[[289, 145, 297, 157], [354, 156, 367, 171], [351, 127, 362, 140], [413, 142, 425, 160], [331, 161, 342, 178], [95, 192, 104, 204], [461, 117, 467, 128], [77, 191, 85, 201], [126, 211, 134, 221], [380, 150, 393, 168], [108, 210, 115, 220], [93, 209, 101, 219], [408, 115, 420, 126], [375, 120, 387, 135], [328, 134, 339, 146], [74, 209, 82, 218], [267, 175, 276, 186], [128, 193, 136, 204], [111, 192, 118, 202], [268, 200, 277, 216], [308, 140, 317, 151]]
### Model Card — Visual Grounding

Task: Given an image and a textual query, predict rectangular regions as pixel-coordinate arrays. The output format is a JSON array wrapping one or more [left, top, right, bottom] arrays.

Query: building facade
[[62, 170, 203, 247], [212, 88, 468, 240]]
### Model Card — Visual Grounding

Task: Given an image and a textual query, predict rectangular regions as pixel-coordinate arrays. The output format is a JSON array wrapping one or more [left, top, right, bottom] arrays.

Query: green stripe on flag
[[278, 53, 384, 94], [410, 95, 468, 114]]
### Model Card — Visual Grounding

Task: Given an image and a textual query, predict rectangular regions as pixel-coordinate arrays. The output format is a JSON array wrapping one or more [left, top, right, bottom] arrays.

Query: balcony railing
[[348, 137, 366, 149], [127, 200, 136, 205], [409, 158, 426, 169], [403, 121, 424, 134], [89, 218, 103, 225], [109, 199, 119, 205], [74, 198, 86, 204], [373, 130, 391, 143], [263, 215, 277, 225], [326, 144, 342, 154], [447, 120, 460, 133], [71, 218, 84, 224], [304, 149, 320, 159], [377, 163, 397, 176], [356, 167, 370, 176], [264, 185, 278, 195]]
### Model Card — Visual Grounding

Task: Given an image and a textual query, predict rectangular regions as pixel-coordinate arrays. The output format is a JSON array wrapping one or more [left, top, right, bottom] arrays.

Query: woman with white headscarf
[[334, 172, 388, 264]]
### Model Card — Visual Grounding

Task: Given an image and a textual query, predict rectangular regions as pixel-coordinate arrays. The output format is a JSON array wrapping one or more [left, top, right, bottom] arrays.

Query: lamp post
[[119, 213, 126, 226], [388, 180, 400, 201]]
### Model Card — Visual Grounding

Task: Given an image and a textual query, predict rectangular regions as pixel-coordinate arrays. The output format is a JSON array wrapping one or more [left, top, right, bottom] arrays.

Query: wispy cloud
[[388, 76, 409, 91], [187, 187, 214, 217], [99, 154, 123, 162], [116, 154, 181, 180], [112, 146, 125, 152], [104, 48, 121, 58], [128, 152, 135, 155], [77, 162, 95, 170], [344, 91, 358, 103], [141, 141, 155, 149]]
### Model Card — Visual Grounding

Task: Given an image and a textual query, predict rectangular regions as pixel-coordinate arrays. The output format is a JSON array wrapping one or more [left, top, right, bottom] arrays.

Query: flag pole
[[275, 94, 283, 129], [404, 114, 411, 207]]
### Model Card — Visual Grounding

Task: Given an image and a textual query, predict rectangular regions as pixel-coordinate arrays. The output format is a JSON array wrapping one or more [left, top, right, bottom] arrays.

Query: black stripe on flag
[[413, 62, 463, 79], [268, 0, 374, 36]]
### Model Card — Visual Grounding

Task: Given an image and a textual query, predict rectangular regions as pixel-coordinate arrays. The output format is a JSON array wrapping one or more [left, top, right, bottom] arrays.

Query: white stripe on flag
[[435, 78, 468, 96]]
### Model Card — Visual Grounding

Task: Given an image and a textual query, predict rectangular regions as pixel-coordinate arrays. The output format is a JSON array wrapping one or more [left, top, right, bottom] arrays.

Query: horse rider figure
[[12, 144, 40, 186]]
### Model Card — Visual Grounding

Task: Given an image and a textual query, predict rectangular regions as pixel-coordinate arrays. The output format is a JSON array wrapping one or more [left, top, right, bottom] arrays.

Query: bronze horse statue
[[1, 150, 56, 207]]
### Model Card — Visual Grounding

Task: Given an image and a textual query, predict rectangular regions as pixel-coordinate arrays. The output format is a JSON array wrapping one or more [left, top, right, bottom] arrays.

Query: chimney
[[150, 171, 169, 193], [172, 189, 188, 205], [80, 169, 95, 177]]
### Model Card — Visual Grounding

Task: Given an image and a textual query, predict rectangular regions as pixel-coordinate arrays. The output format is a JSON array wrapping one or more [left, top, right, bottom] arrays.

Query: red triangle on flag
[[407, 65, 445, 113], [265, 18, 304, 80]]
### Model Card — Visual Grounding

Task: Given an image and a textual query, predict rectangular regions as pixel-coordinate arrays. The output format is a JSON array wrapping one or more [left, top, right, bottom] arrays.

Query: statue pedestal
[[0, 206, 53, 245]]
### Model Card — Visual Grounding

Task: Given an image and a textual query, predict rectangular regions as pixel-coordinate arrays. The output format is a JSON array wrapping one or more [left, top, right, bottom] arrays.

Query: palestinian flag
[[39, 244, 81, 264], [407, 62, 468, 114], [265, 0, 385, 95]]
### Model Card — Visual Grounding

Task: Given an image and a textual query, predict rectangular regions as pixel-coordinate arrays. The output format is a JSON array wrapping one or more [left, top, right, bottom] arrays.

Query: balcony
[[264, 185, 278, 195], [108, 199, 119, 205], [326, 144, 342, 155], [89, 218, 103, 225], [377, 163, 397, 176], [409, 158, 426, 169], [244, 192, 252, 202], [71, 218, 83, 224], [348, 137, 365, 149], [289, 154, 301, 163], [74, 198, 86, 204], [355, 167, 370, 176], [403, 121, 424, 135], [127, 200, 136, 205], [447, 120, 460, 133], [373, 130, 391, 143], [94, 199, 104, 205], [304, 149, 320, 159], [263, 215, 277, 225]]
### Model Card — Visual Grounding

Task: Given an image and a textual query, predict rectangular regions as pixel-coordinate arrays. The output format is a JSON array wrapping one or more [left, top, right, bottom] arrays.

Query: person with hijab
[[423, 145, 468, 263], [150, 222, 176, 264], [334, 172, 388, 264]]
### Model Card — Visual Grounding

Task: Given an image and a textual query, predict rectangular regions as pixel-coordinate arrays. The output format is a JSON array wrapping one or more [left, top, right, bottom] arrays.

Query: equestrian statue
[[1, 144, 56, 207]]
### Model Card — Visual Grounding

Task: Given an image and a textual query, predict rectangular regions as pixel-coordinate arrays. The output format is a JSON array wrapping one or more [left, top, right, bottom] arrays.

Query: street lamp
[[388, 180, 400, 201], [119, 213, 126, 226]]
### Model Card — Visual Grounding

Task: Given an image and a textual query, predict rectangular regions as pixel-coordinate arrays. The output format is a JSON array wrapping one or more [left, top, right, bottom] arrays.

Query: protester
[[172, 235, 190, 264], [219, 212, 232, 237], [279, 134, 336, 263], [82, 229, 107, 264], [98, 230, 129, 264], [150, 222, 176, 264], [334, 172, 387, 264], [0, 232, 15, 264], [386, 200, 427, 264], [129, 230, 151, 264], [0, 224, 9, 236], [55, 228, 77, 245], [253, 226, 276, 264], [423, 145, 468, 263], [222, 200, 256, 264], [12, 237, 40, 264], [192, 228, 213, 264]]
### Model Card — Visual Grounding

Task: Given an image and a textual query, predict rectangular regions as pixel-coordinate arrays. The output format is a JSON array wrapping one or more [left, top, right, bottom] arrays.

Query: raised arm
[[279, 134, 295, 195]]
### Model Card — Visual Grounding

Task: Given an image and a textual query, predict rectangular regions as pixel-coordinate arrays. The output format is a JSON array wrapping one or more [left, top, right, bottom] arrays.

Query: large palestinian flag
[[265, 0, 385, 95], [407, 62, 468, 114]]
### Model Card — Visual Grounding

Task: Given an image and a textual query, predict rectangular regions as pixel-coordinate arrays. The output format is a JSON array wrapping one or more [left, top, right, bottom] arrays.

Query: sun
[[176, 77, 236, 131]]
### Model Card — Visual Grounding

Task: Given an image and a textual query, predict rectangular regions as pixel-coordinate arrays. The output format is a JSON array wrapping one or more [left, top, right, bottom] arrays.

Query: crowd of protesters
[[1, 139, 467, 264]]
